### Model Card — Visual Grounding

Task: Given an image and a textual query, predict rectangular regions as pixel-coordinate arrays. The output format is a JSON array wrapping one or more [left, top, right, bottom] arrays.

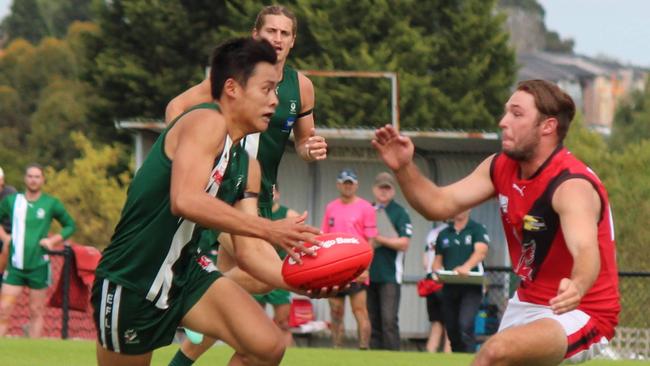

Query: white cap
[[0, 166, 4, 178]]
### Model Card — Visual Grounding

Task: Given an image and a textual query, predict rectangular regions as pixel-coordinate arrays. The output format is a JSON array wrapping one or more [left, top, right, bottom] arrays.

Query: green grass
[[0, 338, 648, 365]]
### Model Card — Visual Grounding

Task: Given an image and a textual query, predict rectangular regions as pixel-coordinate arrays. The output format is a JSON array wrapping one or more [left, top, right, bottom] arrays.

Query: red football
[[282, 232, 373, 291]]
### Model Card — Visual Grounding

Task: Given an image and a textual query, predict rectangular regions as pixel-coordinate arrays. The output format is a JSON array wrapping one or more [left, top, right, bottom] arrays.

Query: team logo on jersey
[[36, 208, 45, 219], [289, 100, 298, 114], [124, 329, 139, 344], [282, 117, 296, 132], [512, 183, 526, 196], [523, 215, 547, 232], [328, 217, 334, 227], [464, 235, 472, 245], [498, 194, 508, 214], [405, 223, 413, 236], [515, 239, 537, 281], [197, 255, 217, 273], [441, 238, 450, 248]]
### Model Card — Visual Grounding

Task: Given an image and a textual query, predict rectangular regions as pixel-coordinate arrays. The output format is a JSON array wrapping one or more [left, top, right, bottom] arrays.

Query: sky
[[0, 0, 649, 68], [538, 0, 650, 67]]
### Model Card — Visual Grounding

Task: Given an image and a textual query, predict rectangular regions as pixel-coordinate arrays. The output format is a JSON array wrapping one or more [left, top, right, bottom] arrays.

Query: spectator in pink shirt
[[322, 168, 377, 349]]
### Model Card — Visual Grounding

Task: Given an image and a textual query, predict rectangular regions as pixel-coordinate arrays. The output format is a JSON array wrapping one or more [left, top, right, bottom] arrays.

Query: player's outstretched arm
[[165, 79, 213, 123], [549, 178, 602, 314], [167, 109, 320, 254], [293, 74, 327, 161], [372, 124, 496, 220]]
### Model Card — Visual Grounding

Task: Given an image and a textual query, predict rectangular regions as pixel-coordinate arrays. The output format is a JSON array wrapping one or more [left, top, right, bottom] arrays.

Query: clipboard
[[435, 269, 484, 285], [376, 208, 398, 238]]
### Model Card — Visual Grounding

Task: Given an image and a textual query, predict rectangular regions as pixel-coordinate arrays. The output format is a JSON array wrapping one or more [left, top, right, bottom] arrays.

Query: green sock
[[169, 350, 194, 366]]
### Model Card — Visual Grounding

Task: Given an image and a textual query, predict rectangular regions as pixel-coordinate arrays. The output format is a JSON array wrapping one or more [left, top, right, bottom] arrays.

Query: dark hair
[[516, 79, 576, 142], [209, 37, 277, 100], [25, 163, 44, 175], [254, 5, 298, 35]]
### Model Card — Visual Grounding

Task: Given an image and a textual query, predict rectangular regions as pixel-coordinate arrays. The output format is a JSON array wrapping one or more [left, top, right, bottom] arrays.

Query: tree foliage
[[293, 0, 515, 129], [0, 0, 94, 44], [0, 22, 109, 173], [89, 0, 515, 129], [610, 76, 650, 150], [44, 133, 130, 248]]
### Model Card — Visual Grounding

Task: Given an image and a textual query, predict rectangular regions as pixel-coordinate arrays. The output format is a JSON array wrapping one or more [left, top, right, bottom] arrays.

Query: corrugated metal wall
[[277, 146, 508, 337]]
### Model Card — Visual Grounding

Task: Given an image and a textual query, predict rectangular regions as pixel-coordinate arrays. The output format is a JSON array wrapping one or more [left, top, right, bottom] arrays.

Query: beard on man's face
[[502, 133, 539, 162]]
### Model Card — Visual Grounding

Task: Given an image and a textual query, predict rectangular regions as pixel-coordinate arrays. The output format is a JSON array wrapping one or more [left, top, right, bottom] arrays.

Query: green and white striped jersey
[[95, 103, 249, 309]]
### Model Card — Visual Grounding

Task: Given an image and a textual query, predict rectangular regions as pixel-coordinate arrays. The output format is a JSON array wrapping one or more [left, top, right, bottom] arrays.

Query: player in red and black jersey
[[372, 79, 619, 365]]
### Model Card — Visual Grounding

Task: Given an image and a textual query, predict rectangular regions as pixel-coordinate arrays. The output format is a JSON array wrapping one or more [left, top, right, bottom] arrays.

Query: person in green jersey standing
[[0, 164, 76, 338], [368, 172, 412, 350], [166, 5, 327, 366], [92, 38, 322, 366], [433, 209, 489, 353]]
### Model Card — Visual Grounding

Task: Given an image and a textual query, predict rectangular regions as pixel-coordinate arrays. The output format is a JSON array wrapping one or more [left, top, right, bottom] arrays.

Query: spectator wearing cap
[[321, 168, 377, 349], [368, 172, 412, 350], [0, 166, 17, 284]]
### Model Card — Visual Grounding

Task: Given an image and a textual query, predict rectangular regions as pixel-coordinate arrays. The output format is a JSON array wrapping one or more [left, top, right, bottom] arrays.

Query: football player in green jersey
[[167, 6, 328, 366], [166, 5, 327, 167], [0, 164, 76, 338], [93, 38, 321, 366]]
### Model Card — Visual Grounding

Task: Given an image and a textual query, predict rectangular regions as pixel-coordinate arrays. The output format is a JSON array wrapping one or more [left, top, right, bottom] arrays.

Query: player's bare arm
[[549, 178, 602, 315], [293, 73, 327, 161], [0, 216, 8, 272], [0, 226, 9, 248], [165, 79, 213, 123], [373, 125, 495, 220], [166, 109, 320, 252], [39, 234, 63, 251], [454, 242, 488, 276]]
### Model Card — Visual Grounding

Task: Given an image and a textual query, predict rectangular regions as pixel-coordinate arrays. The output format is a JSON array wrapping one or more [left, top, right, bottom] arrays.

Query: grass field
[[0, 338, 648, 365]]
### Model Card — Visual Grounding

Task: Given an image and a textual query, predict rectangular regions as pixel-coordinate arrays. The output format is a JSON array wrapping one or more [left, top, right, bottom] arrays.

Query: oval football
[[282, 232, 373, 290]]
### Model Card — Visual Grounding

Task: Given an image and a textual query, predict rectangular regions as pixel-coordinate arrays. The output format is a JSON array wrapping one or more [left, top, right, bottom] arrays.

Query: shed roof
[[115, 121, 501, 154]]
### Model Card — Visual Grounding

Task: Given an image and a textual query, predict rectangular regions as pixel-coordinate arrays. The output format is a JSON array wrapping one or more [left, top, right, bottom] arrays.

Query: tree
[[0, 23, 111, 170], [610, 76, 650, 150], [293, 0, 516, 129], [0, 0, 94, 44], [89, 0, 515, 129], [90, 0, 252, 120], [0, 0, 49, 44], [44, 133, 130, 248]]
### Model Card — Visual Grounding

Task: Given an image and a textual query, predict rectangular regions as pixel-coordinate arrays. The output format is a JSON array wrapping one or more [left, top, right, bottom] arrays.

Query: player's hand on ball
[[304, 284, 349, 298], [372, 124, 414, 172], [268, 211, 321, 264], [549, 278, 584, 314]]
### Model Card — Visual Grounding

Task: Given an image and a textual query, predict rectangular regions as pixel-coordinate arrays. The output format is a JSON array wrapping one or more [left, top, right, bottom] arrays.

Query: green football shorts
[[91, 254, 222, 355], [3, 263, 51, 289], [253, 288, 291, 306]]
